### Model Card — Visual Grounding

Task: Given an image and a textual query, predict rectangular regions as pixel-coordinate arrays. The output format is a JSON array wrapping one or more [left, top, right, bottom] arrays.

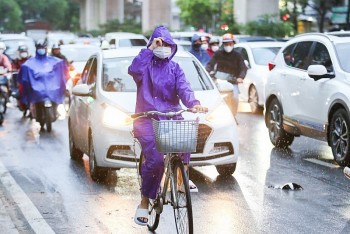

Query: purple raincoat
[[128, 25, 200, 199], [18, 52, 67, 106]]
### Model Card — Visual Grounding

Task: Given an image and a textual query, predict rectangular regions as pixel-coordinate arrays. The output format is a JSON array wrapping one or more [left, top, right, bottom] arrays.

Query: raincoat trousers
[[128, 25, 200, 199]]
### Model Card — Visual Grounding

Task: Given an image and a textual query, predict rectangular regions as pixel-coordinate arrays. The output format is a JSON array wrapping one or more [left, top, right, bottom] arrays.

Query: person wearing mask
[[11, 45, 32, 114], [189, 34, 211, 66], [206, 33, 247, 118], [18, 39, 67, 130], [0, 42, 12, 72], [128, 25, 208, 226], [207, 37, 220, 57]]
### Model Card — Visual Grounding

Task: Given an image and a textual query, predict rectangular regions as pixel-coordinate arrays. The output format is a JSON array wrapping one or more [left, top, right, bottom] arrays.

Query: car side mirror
[[307, 65, 335, 80], [72, 83, 92, 96]]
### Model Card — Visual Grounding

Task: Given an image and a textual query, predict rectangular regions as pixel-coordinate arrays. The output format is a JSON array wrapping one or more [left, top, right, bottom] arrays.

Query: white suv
[[264, 33, 350, 166]]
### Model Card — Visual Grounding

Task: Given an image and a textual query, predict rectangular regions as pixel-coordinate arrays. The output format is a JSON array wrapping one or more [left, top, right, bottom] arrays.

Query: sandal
[[134, 205, 148, 226]]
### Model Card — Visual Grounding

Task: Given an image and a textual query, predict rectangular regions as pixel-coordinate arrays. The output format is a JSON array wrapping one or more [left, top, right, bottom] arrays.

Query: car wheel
[[216, 163, 237, 176], [266, 98, 294, 148], [89, 138, 108, 182], [329, 109, 350, 166], [248, 85, 263, 114], [68, 122, 83, 160]]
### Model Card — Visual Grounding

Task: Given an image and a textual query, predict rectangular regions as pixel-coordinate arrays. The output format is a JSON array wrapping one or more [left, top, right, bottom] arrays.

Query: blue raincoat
[[128, 25, 200, 199], [18, 51, 67, 106], [189, 34, 211, 66]]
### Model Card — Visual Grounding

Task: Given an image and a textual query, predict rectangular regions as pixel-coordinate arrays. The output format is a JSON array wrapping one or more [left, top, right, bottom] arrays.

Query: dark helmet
[[35, 39, 48, 49], [52, 43, 60, 50], [18, 45, 28, 52]]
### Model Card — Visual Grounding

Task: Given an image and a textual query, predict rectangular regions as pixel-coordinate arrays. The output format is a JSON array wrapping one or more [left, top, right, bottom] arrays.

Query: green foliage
[[243, 14, 295, 38], [99, 19, 142, 35], [0, 0, 23, 32]]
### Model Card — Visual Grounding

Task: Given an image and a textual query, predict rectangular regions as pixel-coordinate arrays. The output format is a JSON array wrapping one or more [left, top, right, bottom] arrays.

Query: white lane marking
[[0, 192, 19, 234], [304, 158, 340, 169], [0, 160, 55, 234]]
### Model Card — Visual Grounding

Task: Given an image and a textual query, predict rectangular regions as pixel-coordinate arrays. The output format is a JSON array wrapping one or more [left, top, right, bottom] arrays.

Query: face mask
[[20, 52, 28, 58], [224, 46, 234, 53], [201, 44, 208, 50], [212, 45, 219, 52], [37, 49, 46, 55], [193, 43, 201, 50], [153, 46, 172, 59]]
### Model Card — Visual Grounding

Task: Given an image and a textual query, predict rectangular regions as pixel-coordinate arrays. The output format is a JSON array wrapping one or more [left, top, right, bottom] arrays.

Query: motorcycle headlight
[[206, 102, 233, 125], [102, 105, 132, 128]]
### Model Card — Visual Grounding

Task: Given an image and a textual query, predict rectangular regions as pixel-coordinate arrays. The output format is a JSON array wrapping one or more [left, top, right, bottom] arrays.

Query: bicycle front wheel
[[147, 198, 160, 231], [170, 158, 193, 234]]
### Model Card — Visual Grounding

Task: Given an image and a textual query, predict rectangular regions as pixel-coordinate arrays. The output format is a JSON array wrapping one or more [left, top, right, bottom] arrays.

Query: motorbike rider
[[18, 39, 67, 131], [11, 45, 32, 115], [0, 42, 12, 72], [189, 34, 211, 66], [206, 33, 247, 119], [207, 37, 220, 57]]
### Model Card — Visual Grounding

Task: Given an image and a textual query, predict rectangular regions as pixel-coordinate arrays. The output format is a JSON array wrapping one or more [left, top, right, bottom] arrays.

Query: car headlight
[[102, 105, 133, 128], [206, 102, 233, 125]]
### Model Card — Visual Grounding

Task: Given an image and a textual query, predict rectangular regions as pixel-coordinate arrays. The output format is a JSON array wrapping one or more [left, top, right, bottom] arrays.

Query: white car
[[264, 33, 350, 166], [68, 48, 239, 181], [235, 42, 285, 113], [104, 32, 148, 48]]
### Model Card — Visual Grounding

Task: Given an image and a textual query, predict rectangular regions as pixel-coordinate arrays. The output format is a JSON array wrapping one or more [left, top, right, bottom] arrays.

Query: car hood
[[100, 89, 223, 114]]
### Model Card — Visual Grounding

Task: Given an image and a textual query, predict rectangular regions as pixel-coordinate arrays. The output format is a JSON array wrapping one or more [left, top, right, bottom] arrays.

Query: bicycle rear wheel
[[147, 196, 160, 231], [170, 158, 193, 234]]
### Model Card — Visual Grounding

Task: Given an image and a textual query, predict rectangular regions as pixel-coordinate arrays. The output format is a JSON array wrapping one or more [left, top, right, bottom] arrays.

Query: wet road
[[1, 102, 350, 234]]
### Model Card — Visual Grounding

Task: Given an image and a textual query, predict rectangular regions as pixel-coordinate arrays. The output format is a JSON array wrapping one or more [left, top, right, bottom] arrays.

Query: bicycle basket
[[152, 118, 199, 153]]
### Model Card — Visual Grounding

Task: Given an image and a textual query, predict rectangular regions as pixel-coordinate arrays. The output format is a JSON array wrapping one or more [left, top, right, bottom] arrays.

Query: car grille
[[195, 124, 212, 153]]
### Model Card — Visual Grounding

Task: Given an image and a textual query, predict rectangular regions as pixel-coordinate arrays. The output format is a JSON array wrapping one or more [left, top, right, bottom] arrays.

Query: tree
[[0, 0, 23, 32]]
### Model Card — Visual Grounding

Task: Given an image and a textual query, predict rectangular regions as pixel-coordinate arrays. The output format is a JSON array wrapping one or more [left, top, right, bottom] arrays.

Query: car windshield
[[252, 47, 281, 65], [119, 39, 147, 47], [335, 43, 350, 73], [102, 56, 214, 92], [60, 46, 100, 62]]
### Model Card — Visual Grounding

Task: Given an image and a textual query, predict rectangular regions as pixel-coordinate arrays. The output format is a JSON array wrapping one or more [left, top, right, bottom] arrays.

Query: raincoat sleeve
[[175, 64, 200, 108], [17, 64, 32, 106], [128, 48, 154, 84]]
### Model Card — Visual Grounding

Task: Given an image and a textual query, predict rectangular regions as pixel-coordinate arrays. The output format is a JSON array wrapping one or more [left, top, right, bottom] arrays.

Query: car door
[[73, 58, 94, 150], [78, 57, 98, 153], [280, 41, 313, 119], [299, 42, 334, 125]]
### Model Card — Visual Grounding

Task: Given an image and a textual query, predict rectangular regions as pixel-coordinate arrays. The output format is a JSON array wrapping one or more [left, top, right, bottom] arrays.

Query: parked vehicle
[[264, 33, 350, 166], [104, 32, 148, 49], [235, 41, 285, 113], [68, 48, 239, 181]]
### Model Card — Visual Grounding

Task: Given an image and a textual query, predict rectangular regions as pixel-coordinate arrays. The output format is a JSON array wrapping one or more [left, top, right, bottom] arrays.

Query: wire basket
[[152, 118, 199, 153]]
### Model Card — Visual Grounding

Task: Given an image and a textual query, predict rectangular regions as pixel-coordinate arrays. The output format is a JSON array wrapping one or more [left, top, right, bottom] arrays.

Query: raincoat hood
[[191, 34, 201, 44], [147, 25, 177, 60]]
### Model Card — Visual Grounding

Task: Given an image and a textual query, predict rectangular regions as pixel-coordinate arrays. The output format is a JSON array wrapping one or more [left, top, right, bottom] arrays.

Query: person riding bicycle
[[128, 25, 208, 226]]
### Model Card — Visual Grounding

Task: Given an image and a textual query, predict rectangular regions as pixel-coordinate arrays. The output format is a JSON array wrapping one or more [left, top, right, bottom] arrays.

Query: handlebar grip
[[131, 112, 146, 119]]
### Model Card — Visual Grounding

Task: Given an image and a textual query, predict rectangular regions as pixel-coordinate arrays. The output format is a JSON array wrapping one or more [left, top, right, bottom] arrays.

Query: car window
[[283, 43, 296, 67], [81, 59, 93, 84], [102, 56, 214, 92], [292, 41, 313, 70], [252, 47, 281, 65], [87, 58, 97, 85], [236, 47, 249, 63], [119, 39, 147, 47], [335, 43, 350, 73], [310, 42, 333, 73]]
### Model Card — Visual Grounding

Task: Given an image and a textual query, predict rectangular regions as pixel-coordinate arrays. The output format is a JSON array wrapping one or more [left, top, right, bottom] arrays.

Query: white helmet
[[0, 42, 6, 50]]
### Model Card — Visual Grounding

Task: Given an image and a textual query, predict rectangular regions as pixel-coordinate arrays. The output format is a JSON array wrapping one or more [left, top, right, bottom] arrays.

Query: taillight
[[268, 62, 276, 71]]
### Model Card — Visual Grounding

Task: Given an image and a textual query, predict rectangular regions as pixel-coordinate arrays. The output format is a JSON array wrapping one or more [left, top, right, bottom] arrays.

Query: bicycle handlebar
[[131, 108, 197, 120]]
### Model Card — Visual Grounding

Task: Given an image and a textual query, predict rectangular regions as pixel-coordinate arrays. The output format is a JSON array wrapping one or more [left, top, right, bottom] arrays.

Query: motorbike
[[32, 100, 58, 132], [10, 71, 30, 117], [0, 67, 10, 125]]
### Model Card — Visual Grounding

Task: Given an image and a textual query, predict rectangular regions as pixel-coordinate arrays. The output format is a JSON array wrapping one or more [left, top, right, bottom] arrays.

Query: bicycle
[[131, 109, 200, 234]]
